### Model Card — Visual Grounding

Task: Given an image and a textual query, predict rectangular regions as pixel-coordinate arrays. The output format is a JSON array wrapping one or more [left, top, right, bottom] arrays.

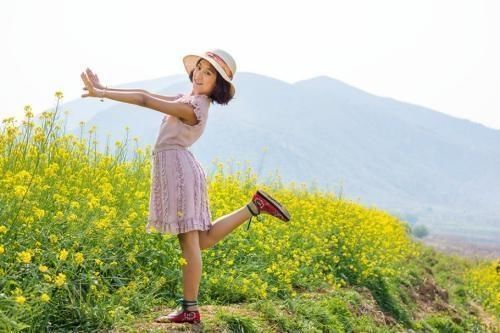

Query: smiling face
[[191, 58, 217, 97]]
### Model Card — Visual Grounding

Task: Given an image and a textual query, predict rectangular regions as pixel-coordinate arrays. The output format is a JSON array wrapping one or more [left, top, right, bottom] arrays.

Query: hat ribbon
[[206, 51, 233, 80]]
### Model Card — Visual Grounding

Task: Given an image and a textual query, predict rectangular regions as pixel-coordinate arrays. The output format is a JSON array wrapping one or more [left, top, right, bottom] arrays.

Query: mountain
[[47, 72, 500, 244]]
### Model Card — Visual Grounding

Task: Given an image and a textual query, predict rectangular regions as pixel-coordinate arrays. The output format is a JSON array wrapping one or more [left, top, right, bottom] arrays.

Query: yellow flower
[[14, 185, 28, 198], [17, 250, 32, 264], [15, 296, 26, 305], [54, 273, 66, 287], [40, 293, 50, 303], [58, 249, 69, 261], [39, 265, 48, 272], [178, 257, 188, 266], [0, 225, 7, 233], [24, 105, 34, 118], [33, 208, 46, 219], [0, 245, 4, 255], [49, 234, 58, 244], [55, 211, 64, 220], [55, 91, 64, 99], [74, 252, 84, 265]]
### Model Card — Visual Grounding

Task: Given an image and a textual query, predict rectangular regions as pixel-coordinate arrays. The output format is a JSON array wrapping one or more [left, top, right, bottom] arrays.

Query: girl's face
[[192, 59, 217, 96]]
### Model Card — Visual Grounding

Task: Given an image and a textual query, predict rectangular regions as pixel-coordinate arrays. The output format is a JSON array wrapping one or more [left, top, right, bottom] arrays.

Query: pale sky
[[1, 0, 499, 129]]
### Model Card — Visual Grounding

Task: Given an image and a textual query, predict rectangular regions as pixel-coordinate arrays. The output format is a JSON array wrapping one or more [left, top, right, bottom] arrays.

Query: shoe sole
[[154, 317, 201, 324], [257, 190, 291, 222], [154, 315, 201, 324]]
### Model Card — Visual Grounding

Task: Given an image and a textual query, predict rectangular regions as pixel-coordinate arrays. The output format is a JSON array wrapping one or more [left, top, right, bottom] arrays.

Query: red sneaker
[[153, 298, 201, 324], [245, 190, 291, 230]]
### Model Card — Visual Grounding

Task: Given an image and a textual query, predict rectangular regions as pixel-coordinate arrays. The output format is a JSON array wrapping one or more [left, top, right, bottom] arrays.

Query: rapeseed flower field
[[0, 92, 497, 331]]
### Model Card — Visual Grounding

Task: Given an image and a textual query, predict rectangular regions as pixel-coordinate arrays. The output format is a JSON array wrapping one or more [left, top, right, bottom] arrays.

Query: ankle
[[247, 201, 259, 215], [180, 298, 198, 312]]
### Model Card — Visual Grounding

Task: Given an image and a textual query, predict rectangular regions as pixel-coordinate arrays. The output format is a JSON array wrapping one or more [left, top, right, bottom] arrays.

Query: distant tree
[[412, 225, 429, 238]]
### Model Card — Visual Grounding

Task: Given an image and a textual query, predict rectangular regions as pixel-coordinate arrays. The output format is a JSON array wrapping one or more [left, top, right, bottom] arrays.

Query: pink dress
[[146, 92, 213, 235]]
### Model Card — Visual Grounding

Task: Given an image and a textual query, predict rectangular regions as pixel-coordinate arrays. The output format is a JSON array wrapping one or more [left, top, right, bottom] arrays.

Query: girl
[[80, 48, 291, 324]]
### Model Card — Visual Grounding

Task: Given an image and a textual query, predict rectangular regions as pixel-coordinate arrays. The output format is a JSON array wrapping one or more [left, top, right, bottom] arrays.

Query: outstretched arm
[[146, 92, 181, 102], [81, 71, 144, 106], [103, 87, 180, 102], [81, 70, 195, 122], [142, 94, 199, 125], [100, 89, 145, 107], [84, 68, 180, 101], [87, 89, 193, 122]]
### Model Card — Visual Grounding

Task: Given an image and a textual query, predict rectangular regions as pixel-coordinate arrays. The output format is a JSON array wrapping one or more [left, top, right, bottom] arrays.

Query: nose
[[194, 71, 202, 82]]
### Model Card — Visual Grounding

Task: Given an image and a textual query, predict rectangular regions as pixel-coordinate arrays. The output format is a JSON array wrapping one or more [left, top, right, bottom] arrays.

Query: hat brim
[[183, 54, 235, 98]]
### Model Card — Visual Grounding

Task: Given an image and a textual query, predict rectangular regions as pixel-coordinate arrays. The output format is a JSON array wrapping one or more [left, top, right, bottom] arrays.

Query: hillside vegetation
[[0, 94, 498, 332]]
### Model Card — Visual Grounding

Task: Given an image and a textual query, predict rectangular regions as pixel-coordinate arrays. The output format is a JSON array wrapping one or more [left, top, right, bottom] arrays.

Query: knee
[[179, 231, 201, 252]]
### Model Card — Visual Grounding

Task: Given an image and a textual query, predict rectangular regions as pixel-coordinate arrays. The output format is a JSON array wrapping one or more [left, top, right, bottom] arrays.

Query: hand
[[85, 68, 106, 90], [81, 69, 103, 98]]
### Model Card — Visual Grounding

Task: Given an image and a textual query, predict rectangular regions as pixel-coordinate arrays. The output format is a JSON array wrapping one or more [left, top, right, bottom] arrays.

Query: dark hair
[[188, 58, 233, 105]]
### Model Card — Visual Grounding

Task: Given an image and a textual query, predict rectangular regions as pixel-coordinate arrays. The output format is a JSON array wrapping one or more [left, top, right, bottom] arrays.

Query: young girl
[[80, 48, 291, 324]]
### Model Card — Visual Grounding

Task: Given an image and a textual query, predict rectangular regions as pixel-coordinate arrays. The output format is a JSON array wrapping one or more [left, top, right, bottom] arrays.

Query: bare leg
[[198, 201, 259, 250], [174, 201, 259, 311], [177, 230, 202, 311]]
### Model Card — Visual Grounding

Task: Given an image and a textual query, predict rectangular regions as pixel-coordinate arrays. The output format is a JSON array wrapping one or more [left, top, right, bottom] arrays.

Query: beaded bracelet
[[100, 86, 107, 102]]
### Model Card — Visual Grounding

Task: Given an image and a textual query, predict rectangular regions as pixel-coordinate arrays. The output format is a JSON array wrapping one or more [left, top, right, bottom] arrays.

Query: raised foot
[[252, 190, 291, 222]]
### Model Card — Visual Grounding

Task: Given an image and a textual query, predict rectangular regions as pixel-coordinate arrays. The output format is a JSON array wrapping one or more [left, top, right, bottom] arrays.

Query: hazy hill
[[49, 72, 500, 245]]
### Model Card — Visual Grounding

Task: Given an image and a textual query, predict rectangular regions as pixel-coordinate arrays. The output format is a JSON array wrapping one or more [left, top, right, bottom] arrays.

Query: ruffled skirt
[[146, 148, 213, 235]]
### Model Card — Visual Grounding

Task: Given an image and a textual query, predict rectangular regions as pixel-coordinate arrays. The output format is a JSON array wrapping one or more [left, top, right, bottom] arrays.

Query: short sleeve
[[177, 95, 210, 129]]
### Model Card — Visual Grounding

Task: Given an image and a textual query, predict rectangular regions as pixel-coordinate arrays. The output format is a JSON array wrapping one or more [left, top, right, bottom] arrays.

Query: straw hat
[[182, 49, 237, 98]]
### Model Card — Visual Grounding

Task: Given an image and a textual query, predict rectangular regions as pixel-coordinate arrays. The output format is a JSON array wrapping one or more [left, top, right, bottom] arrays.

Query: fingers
[[80, 71, 94, 95], [81, 71, 92, 86], [80, 73, 88, 87], [86, 67, 98, 82], [81, 68, 103, 98], [81, 71, 89, 98], [86, 68, 95, 83]]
